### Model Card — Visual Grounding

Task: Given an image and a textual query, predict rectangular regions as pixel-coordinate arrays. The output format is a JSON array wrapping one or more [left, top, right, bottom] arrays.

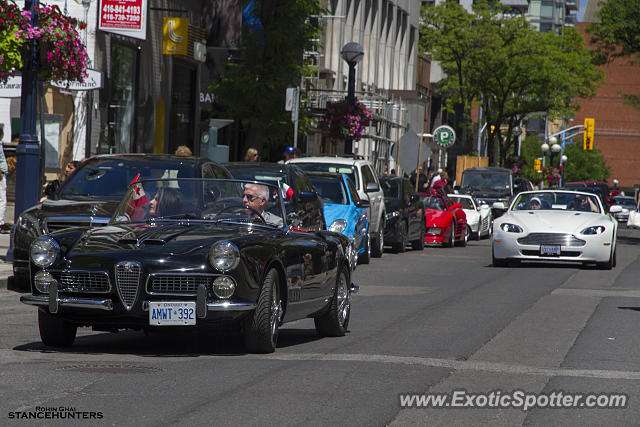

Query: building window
[[540, 1, 554, 19]]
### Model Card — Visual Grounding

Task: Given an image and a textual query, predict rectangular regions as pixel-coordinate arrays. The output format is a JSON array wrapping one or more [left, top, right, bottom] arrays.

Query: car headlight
[[30, 237, 60, 268], [581, 225, 606, 235], [212, 276, 236, 299], [208, 241, 240, 272], [34, 270, 57, 293], [329, 219, 347, 234], [500, 223, 523, 233]]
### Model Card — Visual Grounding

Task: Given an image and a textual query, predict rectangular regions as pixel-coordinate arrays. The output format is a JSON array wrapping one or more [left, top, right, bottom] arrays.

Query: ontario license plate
[[149, 302, 196, 326], [540, 245, 561, 256]]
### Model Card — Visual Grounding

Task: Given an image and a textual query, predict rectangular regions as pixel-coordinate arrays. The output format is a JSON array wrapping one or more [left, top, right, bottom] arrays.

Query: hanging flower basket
[[0, 0, 30, 83], [321, 97, 374, 142], [0, 1, 89, 85]]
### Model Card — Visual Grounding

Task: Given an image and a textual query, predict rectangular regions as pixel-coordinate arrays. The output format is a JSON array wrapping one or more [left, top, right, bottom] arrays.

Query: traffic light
[[583, 118, 594, 150], [534, 158, 542, 172], [490, 125, 495, 134]]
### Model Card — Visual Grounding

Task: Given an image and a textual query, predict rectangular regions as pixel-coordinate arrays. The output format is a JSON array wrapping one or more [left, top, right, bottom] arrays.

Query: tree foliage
[[518, 135, 610, 185], [419, 1, 602, 166], [211, 0, 321, 153], [586, 0, 640, 109]]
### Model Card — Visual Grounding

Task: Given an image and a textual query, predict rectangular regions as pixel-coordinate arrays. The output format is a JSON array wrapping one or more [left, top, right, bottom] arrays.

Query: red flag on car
[[280, 182, 294, 200], [126, 174, 148, 220]]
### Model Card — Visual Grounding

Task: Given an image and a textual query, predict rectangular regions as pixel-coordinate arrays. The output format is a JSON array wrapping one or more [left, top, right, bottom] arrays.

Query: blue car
[[307, 172, 371, 265]]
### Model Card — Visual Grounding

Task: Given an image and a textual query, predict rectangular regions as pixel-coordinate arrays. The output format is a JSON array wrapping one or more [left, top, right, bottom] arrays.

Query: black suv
[[459, 167, 514, 217]]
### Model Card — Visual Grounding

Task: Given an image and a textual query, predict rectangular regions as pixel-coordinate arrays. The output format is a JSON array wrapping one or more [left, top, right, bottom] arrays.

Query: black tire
[[392, 222, 408, 253], [411, 221, 425, 251], [38, 309, 77, 347], [314, 266, 350, 337], [597, 247, 616, 270], [243, 269, 283, 353], [446, 223, 455, 248], [456, 224, 468, 247], [472, 225, 480, 241], [492, 248, 507, 267], [358, 232, 371, 265], [371, 224, 384, 258]]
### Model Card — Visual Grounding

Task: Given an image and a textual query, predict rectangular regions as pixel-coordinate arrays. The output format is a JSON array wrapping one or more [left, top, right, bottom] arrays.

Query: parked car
[[223, 162, 325, 232], [21, 178, 357, 353], [492, 190, 621, 269], [287, 156, 386, 258], [448, 193, 492, 240], [612, 195, 637, 223], [306, 172, 371, 265], [11, 154, 231, 290], [419, 190, 468, 247], [379, 176, 425, 253]]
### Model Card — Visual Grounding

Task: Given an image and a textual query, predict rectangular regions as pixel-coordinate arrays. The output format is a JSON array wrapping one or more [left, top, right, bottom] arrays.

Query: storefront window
[[169, 62, 195, 154], [101, 43, 137, 154]]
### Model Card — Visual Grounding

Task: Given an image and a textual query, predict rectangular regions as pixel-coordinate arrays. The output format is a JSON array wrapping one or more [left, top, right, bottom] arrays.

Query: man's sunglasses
[[243, 193, 260, 202]]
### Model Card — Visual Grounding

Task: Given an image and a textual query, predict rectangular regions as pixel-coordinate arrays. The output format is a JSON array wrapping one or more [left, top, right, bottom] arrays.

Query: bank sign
[[433, 125, 456, 149]]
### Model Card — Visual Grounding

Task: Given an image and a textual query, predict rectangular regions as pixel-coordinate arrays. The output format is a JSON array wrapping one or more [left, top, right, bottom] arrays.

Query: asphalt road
[[2, 228, 640, 426]]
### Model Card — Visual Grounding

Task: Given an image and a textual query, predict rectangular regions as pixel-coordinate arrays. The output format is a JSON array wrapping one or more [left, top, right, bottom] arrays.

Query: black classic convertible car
[[21, 178, 357, 353], [11, 154, 231, 290]]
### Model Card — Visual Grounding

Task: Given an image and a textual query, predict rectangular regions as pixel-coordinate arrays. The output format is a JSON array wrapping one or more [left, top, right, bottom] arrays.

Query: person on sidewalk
[[0, 125, 8, 233]]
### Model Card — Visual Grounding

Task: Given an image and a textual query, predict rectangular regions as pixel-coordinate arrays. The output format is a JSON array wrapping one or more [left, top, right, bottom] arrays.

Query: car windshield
[[614, 197, 636, 209], [512, 191, 601, 213], [420, 195, 446, 210], [224, 165, 287, 187], [292, 163, 359, 190], [380, 179, 401, 199], [307, 175, 348, 204], [461, 172, 510, 189], [111, 178, 285, 227], [449, 196, 475, 210], [61, 158, 198, 200]]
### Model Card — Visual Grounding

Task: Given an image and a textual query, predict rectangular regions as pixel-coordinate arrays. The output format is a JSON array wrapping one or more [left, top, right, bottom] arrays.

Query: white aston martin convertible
[[449, 193, 492, 239], [492, 190, 622, 269]]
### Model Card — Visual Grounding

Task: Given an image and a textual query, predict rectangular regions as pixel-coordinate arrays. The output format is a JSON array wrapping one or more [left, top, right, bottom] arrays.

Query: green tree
[[420, 1, 602, 166], [211, 0, 321, 155], [586, 0, 640, 109]]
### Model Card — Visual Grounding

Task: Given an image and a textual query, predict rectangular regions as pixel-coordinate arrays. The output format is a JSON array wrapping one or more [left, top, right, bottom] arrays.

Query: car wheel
[[243, 269, 282, 353], [492, 247, 507, 267], [473, 225, 480, 240], [411, 221, 425, 251], [371, 225, 384, 258], [597, 247, 616, 270], [38, 309, 77, 347], [456, 224, 469, 247], [446, 223, 455, 248], [358, 233, 371, 265], [392, 222, 408, 253], [314, 266, 350, 337]]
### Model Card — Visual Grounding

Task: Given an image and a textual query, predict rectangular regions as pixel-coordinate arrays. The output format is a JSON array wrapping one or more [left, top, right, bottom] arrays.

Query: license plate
[[540, 245, 561, 256], [149, 302, 196, 326]]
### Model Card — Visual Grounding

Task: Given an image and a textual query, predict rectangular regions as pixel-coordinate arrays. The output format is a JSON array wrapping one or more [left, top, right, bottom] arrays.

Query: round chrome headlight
[[30, 237, 60, 269], [212, 276, 236, 299], [329, 219, 347, 234], [34, 270, 57, 294], [208, 241, 240, 272]]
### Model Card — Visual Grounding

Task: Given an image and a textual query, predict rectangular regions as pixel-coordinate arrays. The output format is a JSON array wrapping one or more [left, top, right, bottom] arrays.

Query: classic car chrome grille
[[58, 271, 110, 293], [517, 233, 586, 247], [115, 262, 141, 310], [147, 274, 214, 296]]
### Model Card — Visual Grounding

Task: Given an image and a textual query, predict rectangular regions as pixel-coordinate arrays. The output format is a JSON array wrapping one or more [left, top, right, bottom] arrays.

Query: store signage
[[0, 70, 103, 98], [0, 76, 22, 98], [98, 0, 148, 40], [163, 18, 188, 55]]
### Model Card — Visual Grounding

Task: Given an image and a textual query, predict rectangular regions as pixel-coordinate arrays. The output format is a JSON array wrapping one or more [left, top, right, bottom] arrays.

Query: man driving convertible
[[242, 183, 284, 227]]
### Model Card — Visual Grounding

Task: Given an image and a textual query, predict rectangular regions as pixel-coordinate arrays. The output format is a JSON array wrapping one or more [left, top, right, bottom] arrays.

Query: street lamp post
[[15, 0, 41, 223], [540, 136, 562, 188], [560, 154, 568, 187], [341, 42, 364, 155]]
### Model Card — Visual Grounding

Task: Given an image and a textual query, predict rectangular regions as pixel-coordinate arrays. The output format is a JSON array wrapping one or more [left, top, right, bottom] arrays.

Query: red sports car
[[419, 191, 468, 246]]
